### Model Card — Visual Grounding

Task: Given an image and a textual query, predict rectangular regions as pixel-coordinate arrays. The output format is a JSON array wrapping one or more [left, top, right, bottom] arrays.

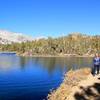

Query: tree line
[[0, 33, 100, 56]]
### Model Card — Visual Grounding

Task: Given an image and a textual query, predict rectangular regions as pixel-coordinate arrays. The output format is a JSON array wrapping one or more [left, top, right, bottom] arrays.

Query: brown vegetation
[[48, 68, 91, 100], [0, 33, 100, 56]]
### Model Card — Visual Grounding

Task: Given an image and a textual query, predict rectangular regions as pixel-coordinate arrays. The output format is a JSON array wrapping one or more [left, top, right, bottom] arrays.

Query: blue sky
[[0, 0, 100, 37]]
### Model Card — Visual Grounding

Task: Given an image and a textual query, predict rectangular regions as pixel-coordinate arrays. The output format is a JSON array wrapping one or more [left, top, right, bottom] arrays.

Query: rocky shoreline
[[18, 52, 94, 57], [47, 68, 91, 100]]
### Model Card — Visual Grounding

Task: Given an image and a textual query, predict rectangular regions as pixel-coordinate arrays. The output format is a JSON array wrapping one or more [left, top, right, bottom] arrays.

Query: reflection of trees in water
[[67, 57, 93, 71], [19, 57, 30, 70], [31, 57, 67, 73], [33, 57, 88, 73], [32, 57, 40, 65], [19, 57, 93, 73], [36, 57, 57, 73], [19, 57, 41, 70], [75, 57, 92, 69], [0, 56, 16, 71]]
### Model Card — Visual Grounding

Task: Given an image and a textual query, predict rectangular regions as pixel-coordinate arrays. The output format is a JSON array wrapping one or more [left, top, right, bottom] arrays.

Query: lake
[[0, 55, 93, 100]]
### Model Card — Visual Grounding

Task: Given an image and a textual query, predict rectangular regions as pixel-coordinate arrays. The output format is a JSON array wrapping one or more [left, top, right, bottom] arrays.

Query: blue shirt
[[93, 57, 100, 65]]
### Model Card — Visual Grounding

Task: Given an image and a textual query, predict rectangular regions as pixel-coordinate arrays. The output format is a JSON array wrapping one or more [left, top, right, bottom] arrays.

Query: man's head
[[95, 53, 99, 57]]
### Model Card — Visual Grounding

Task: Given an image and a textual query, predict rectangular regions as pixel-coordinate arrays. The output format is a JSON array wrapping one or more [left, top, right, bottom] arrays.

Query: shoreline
[[18, 55, 93, 58], [18, 53, 94, 58], [47, 68, 91, 100], [0, 51, 94, 57]]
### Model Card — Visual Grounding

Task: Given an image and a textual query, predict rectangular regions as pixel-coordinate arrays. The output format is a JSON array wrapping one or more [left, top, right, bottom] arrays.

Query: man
[[92, 53, 100, 76]]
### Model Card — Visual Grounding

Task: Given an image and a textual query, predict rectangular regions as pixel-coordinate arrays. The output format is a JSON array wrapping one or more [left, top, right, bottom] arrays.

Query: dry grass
[[47, 68, 91, 100]]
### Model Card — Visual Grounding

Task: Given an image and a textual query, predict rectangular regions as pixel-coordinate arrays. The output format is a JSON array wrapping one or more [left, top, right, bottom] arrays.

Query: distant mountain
[[0, 30, 34, 44]]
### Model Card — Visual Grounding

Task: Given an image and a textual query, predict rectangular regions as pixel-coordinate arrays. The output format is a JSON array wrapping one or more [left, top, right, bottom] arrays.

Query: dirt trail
[[67, 74, 100, 100]]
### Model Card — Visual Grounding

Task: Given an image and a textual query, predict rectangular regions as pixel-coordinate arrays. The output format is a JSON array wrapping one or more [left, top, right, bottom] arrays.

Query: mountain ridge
[[0, 30, 34, 44]]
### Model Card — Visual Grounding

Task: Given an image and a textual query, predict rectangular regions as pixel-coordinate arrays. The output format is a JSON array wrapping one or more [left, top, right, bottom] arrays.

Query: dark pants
[[94, 65, 100, 75]]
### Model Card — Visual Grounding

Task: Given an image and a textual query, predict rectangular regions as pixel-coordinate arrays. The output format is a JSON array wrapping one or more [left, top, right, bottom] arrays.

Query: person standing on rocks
[[92, 53, 100, 76]]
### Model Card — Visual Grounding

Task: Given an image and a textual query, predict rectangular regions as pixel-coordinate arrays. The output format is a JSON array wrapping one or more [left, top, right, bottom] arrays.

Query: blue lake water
[[0, 55, 93, 100]]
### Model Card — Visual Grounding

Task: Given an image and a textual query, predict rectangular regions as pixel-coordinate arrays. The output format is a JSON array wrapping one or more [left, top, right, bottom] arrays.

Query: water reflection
[[0, 55, 17, 71], [19, 57, 93, 73], [0, 55, 93, 73], [0, 55, 93, 100], [19, 57, 29, 70]]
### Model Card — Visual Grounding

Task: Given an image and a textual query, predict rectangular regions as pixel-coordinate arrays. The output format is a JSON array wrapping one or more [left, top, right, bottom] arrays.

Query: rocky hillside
[[0, 30, 34, 44]]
